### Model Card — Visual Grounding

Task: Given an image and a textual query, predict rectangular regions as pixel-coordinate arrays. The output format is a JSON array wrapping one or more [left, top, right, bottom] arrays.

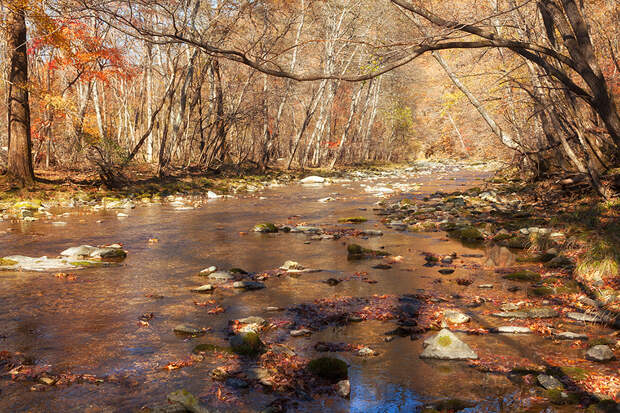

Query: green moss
[[338, 216, 368, 223], [506, 236, 531, 249], [493, 232, 513, 242], [0, 258, 18, 266], [308, 357, 348, 381], [347, 244, 390, 259], [253, 223, 278, 233], [503, 270, 541, 282], [544, 389, 579, 405], [529, 286, 554, 297], [13, 200, 41, 210], [229, 332, 264, 356], [437, 336, 452, 347], [559, 366, 589, 381], [449, 226, 484, 241]]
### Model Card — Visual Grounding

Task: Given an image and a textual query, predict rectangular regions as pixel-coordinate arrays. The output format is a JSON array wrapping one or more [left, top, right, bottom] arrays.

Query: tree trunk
[[6, 6, 34, 185]]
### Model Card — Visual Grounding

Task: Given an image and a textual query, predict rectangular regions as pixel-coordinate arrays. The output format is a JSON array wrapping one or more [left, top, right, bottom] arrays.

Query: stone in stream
[[537, 374, 563, 390], [252, 223, 278, 233], [173, 324, 205, 336], [208, 271, 235, 282], [237, 316, 266, 333], [229, 332, 265, 356], [290, 328, 312, 337], [337, 380, 351, 398], [308, 357, 348, 381], [361, 230, 383, 237], [478, 284, 494, 289], [300, 176, 326, 184], [199, 266, 217, 276], [356, 347, 376, 357], [420, 329, 478, 360], [373, 263, 392, 270], [586, 345, 615, 362], [280, 260, 304, 271], [167, 390, 210, 413], [567, 312, 607, 323], [190, 284, 214, 293], [493, 311, 530, 319], [438, 268, 454, 275], [528, 307, 559, 318], [443, 310, 470, 324], [233, 281, 265, 290], [553, 331, 588, 340], [245, 367, 273, 386], [492, 326, 532, 334]]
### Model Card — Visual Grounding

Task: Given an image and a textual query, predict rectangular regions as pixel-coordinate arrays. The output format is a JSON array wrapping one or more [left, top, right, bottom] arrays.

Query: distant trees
[[1, 0, 617, 191]]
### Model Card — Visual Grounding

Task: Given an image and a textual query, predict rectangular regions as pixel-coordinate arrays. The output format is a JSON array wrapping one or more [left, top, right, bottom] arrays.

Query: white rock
[[300, 176, 326, 184]]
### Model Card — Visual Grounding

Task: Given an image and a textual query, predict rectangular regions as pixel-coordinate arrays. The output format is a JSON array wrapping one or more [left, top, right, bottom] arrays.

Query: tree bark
[[6, 6, 34, 185]]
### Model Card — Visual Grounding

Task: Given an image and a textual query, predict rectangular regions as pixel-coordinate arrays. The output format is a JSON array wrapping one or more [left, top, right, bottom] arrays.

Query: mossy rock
[[229, 268, 248, 275], [493, 232, 513, 242], [544, 389, 579, 405], [308, 357, 348, 381], [517, 253, 556, 263], [338, 216, 368, 223], [505, 236, 531, 249], [545, 255, 574, 269], [529, 286, 554, 297], [229, 332, 265, 357], [503, 270, 541, 282], [253, 223, 278, 233], [0, 258, 18, 266], [347, 244, 390, 259], [439, 222, 458, 232], [449, 226, 484, 241], [192, 343, 233, 354], [559, 366, 589, 381], [556, 280, 581, 294]]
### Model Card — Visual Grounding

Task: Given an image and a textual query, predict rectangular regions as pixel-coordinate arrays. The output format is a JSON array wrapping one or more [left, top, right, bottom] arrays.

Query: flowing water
[[0, 167, 614, 412]]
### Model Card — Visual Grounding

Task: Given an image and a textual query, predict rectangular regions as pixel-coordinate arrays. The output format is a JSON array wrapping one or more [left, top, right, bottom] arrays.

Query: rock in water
[[420, 329, 478, 360], [492, 326, 532, 334], [233, 281, 265, 290], [537, 374, 563, 390], [586, 345, 615, 362], [300, 176, 326, 184], [229, 332, 265, 356], [337, 380, 351, 398], [443, 310, 470, 324]]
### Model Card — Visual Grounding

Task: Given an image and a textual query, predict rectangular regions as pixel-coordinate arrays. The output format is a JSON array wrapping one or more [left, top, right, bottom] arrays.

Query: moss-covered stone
[[252, 223, 278, 233], [503, 270, 541, 282], [229, 332, 265, 356], [559, 366, 589, 381], [308, 357, 348, 381], [229, 268, 248, 275], [338, 216, 368, 223], [449, 226, 484, 241], [529, 286, 554, 297], [506, 236, 531, 249], [347, 244, 390, 259], [545, 255, 574, 269], [14, 200, 41, 210], [544, 389, 579, 405], [437, 335, 452, 347]]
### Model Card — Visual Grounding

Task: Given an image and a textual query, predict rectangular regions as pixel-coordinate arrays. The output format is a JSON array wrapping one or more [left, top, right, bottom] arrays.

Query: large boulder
[[420, 329, 478, 360]]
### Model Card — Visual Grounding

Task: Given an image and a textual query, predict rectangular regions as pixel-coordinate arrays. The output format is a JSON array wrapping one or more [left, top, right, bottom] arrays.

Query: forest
[[0, 1, 619, 412]]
